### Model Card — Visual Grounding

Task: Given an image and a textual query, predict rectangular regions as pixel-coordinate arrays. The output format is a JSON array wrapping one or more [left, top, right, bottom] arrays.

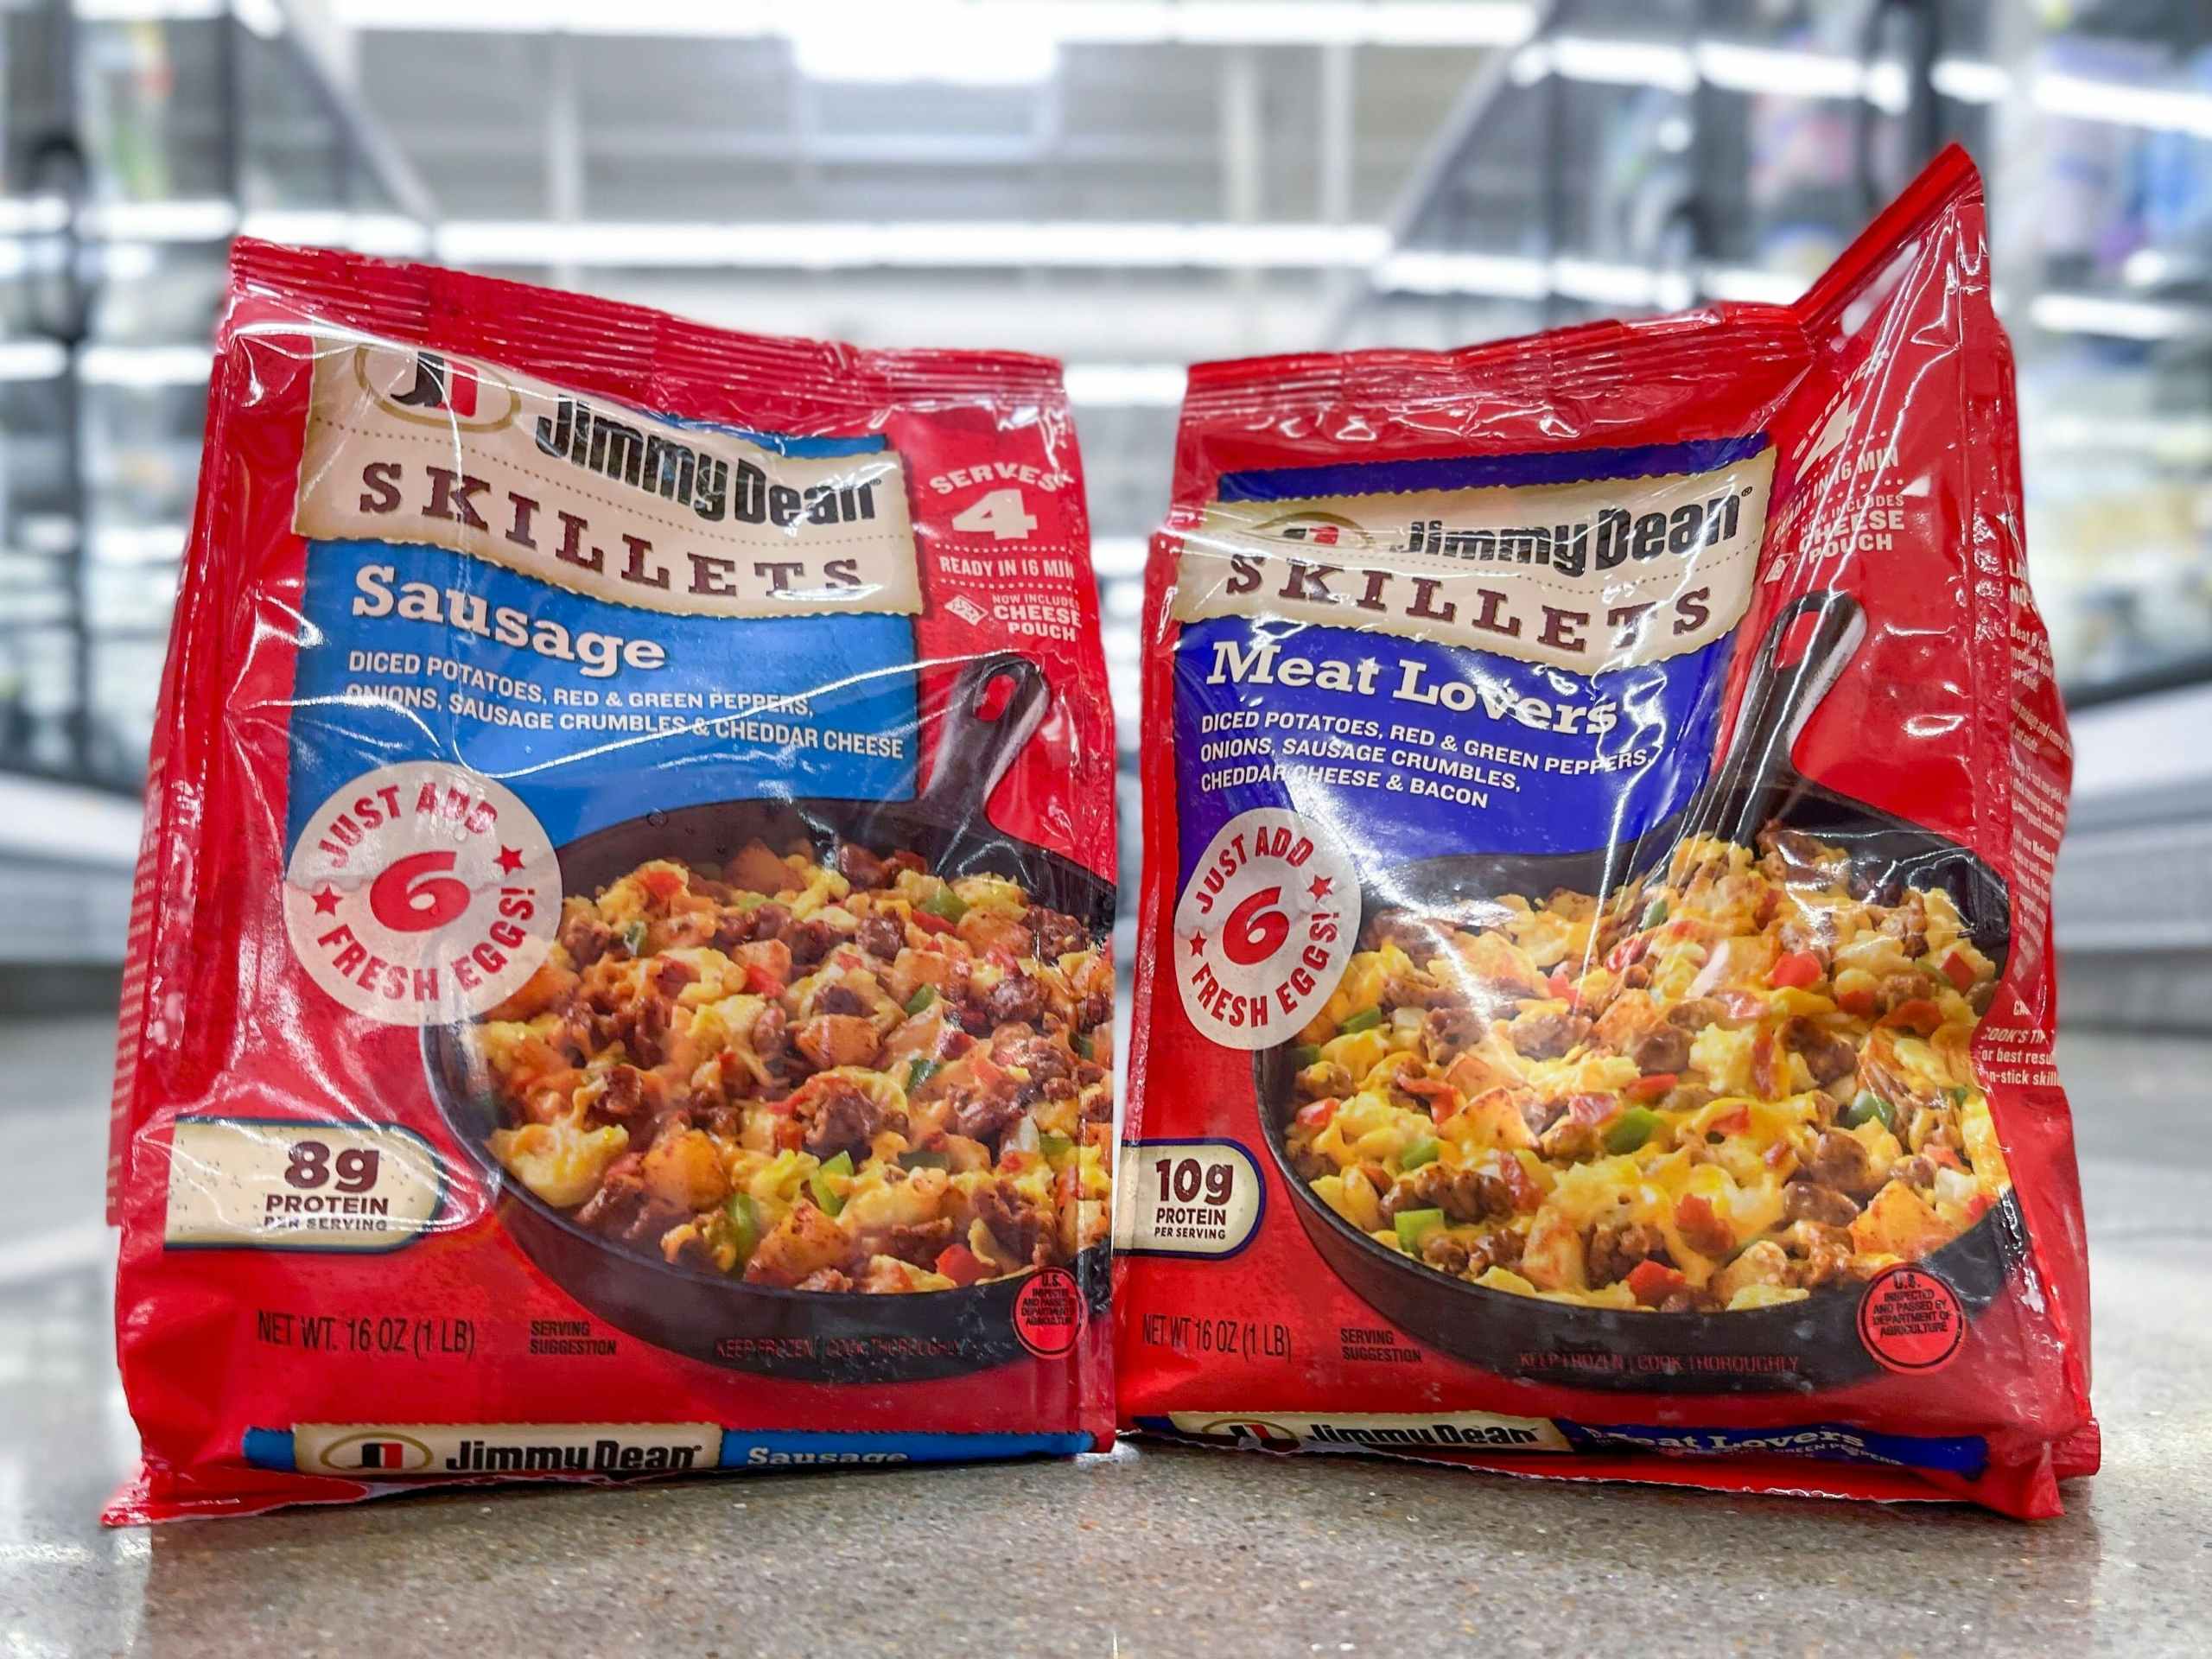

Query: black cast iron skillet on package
[[428, 653, 1116, 1383], [1253, 591, 2024, 1393]]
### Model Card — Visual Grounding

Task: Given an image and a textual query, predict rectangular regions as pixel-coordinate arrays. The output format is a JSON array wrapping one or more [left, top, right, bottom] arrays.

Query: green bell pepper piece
[[723, 1192, 761, 1266], [809, 1150, 854, 1217], [906, 1056, 940, 1093], [903, 984, 938, 1017], [922, 887, 968, 924], [1287, 1043, 1323, 1070], [1400, 1136, 1441, 1172], [1339, 1007, 1383, 1035], [620, 919, 649, 955], [1642, 897, 1669, 929], [1039, 1132, 1074, 1160], [1605, 1106, 1661, 1154], [1842, 1090, 1896, 1131], [1392, 1207, 1446, 1254]]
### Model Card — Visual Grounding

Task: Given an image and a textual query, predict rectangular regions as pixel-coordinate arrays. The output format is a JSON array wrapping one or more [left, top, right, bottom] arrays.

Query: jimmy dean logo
[[533, 397, 884, 531], [1172, 446, 1774, 676], [444, 1437, 698, 1474], [296, 342, 920, 621], [291, 1421, 720, 1479], [1170, 1411, 1572, 1453], [1397, 485, 1749, 578]]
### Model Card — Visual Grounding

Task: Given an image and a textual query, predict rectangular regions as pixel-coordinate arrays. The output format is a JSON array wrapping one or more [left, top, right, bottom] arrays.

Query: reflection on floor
[[0, 1014, 2207, 1656]]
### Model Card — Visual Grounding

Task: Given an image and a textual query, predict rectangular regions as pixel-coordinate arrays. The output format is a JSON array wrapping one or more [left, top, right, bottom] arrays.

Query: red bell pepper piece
[[1888, 998, 1945, 1036], [1625, 1259, 1688, 1307], [1675, 1192, 1735, 1258], [1497, 1154, 1543, 1212], [1294, 1098, 1338, 1132], [639, 866, 686, 902], [1707, 1103, 1752, 1137], [935, 1244, 991, 1286], [1562, 1092, 1616, 1125], [1770, 950, 1823, 990]]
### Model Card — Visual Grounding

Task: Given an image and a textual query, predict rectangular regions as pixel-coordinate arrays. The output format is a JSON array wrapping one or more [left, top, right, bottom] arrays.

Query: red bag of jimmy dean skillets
[[1117, 148, 2095, 1516], [106, 241, 1116, 1521]]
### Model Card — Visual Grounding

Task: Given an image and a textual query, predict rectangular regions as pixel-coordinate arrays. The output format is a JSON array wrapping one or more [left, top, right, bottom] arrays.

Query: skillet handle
[[1711, 589, 1866, 836], [912, 652, 1052, 828]]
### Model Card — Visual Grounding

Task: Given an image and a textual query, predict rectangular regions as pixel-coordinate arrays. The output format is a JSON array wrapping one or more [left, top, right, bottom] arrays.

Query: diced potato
[[1849, 1180, 1953, 1260], [1519, 1209, 1587, 1292], [485, 950, 577, 1022], [642, 1128, 729, 1212], [1447, 931, 1550, 1000], [744, 1202, 854, 1287], [726, 842, 801, 895], [1710, 1238, 1790, 1303]]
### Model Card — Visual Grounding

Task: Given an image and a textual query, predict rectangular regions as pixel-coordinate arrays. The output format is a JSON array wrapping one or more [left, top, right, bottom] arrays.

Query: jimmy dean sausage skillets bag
[[106, 240, 1116, 1522], [1117, 148, 2095, 1517]]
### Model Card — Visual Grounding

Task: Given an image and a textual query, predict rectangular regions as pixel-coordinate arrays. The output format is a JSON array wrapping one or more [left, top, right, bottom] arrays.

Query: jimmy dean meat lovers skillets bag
[[1117, 148, 2095, 1517], [106, 241, 1116, 1522]]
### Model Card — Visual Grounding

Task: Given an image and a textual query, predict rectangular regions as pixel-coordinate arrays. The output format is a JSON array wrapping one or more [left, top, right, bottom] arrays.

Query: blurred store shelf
[[0, 773, 137, 974], [6, 0, 2212, 1024], [2056, 681, 2212, 1030]]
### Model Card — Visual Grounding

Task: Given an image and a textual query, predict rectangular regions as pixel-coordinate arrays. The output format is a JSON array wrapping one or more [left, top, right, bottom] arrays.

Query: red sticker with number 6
[[1172, 807, 1357, 1051], [281, 761, 559, 1027]]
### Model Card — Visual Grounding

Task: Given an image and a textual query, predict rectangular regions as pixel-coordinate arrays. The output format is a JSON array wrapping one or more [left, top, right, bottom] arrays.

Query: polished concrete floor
[[1, 1015, 2205, 1657]]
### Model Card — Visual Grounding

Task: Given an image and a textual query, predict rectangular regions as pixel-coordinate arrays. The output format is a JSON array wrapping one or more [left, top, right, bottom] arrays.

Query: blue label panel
[[1217, 433, 1774, 505], [717, 1430, 1096, 1468], [1173, 434, 1756, 887], [1556, 1420, 1991, 1478], [287, 537, 918, 853], [1172, 614, 1731, 882]]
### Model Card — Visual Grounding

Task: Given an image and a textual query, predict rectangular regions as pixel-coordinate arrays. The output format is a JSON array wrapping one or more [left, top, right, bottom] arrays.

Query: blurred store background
[[1, 0, 2209, 1028]]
